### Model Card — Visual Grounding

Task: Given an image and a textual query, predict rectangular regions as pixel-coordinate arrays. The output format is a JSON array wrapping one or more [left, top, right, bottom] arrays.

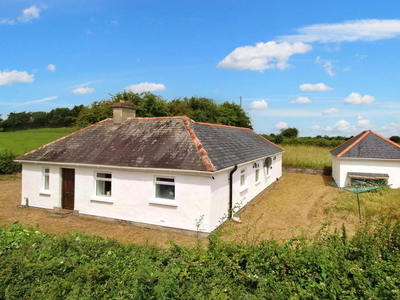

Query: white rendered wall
[[337, 159, 400, 188], [21, 164, 62, 209], [331, 156, 340, 186], [209, 154, 283, 231], [21, 164, 212, 232]]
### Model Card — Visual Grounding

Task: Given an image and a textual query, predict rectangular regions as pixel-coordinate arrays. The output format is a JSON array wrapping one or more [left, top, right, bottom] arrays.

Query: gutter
[[228, 165, 238, 220]]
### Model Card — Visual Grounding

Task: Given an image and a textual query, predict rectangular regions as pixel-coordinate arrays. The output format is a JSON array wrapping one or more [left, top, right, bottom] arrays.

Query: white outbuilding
[[15, 101, 284, 234], [331, 130, 400, 188]]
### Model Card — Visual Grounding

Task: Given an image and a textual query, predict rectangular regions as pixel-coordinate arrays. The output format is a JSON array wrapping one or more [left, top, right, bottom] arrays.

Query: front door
[[62, 168, 75, 210]]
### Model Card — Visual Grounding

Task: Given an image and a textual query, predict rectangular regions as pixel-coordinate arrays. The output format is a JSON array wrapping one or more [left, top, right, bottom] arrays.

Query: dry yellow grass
[[0, 173, 362, 246]]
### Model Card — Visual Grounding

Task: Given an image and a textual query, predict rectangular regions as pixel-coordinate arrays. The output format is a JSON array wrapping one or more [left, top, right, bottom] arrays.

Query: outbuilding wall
[[335, 158, 400, 188], [21, 164, 212, 232], [209, 154, 283, 231]]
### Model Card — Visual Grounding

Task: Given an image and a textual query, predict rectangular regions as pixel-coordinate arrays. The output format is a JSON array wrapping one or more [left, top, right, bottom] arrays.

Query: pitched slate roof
[[331, 130, 400, 159], [17, 117, 284, 172]]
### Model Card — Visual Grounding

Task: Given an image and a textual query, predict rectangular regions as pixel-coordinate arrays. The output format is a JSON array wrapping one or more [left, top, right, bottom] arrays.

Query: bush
[[0, 221, 399, 299], [0, 150, 21, 175]]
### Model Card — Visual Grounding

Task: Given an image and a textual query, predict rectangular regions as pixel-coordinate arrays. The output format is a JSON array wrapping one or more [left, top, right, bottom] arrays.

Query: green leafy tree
[[390, 136, 400, 144], [280, 127, 299, 138]]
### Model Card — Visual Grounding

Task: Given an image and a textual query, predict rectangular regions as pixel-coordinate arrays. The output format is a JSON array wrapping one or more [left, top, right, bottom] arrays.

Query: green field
[[281, 144, 332, 169], [0, 128, 77, 155]]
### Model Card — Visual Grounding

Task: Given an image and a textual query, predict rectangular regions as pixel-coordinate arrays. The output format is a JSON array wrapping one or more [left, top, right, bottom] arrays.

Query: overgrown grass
[[0, 127, 77, 155], [326, 187, 400, 220], [0, 222, 399, 299], [281, 145, 332, 169]]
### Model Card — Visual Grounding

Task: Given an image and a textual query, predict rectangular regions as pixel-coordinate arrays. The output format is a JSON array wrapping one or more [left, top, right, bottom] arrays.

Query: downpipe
[[228, 165, 238, 220]]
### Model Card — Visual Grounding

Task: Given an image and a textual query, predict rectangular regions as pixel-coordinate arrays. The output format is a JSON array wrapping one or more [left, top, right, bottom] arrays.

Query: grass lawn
[[281, 144, 332, 169], [0, 127, 77, 155]]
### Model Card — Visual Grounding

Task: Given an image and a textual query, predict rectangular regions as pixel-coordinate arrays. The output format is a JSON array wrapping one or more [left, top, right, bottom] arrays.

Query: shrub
[[0, 221, 399, 299], [0, 150, 21, 175]]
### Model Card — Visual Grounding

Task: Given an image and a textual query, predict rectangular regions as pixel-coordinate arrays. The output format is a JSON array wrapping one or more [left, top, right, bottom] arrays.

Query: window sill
[[39, 190, 51, 196], [90, 196, 114, 204], [149, 198, 178, 207], [239, 185, 248, 193], [266, 175, 271, 179], [255, 181, 261, 186]]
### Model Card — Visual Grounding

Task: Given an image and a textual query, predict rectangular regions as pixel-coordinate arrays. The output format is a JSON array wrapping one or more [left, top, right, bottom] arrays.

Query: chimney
[[112, 100, 136, 123]]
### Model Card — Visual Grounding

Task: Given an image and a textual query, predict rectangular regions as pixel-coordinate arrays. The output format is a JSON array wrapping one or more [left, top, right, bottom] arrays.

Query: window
[[96, 172, 112, 197], [155, 177, 175, 200], [43, 168, 50, 190], [240, 168, 246, 186], [255, 166, 260, 184]]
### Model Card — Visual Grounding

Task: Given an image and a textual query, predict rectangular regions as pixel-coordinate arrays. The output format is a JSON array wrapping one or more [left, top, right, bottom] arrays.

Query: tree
[[390, 136, 400, 144], [280, 127, 299, 138]]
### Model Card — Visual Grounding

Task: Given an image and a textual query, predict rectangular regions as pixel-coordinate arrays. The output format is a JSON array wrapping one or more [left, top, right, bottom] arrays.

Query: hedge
[[0, 149, 21, 175], [0, 220, 399, 299]]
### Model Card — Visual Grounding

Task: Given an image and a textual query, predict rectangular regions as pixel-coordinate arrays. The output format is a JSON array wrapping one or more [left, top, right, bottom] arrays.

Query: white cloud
[[344, 92, 375, 105], [356, 54, 368, 61], [250, 99, 268, 109], [289, 96, 312, 104], [356, 114, 363, 120], [344, 67, 351, 71], [47, 64, 56, 72], [217, 41, 312, 72], [72, 87, 95, 95], [273, 121, 289, 130], [299, 83, 333, 91], [0, 18, 16, 25], [331, 119, 356, 133], [311, 125, 322, 130], [278, 19, 400, 43], [0, 70, 34, 86], [316, 56, 335, 76], [356, 114, 374, 129], [382, 123, 400, 136], [18, 5, 42, 23], [13, 96, 58, 107], [323, 108, 340, 115], [124, 82, 166, 93]]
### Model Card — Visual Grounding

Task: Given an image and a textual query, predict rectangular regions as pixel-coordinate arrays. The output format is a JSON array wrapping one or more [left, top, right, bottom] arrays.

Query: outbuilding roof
[[330, 130, 400, 159], [17, 117, 284, 172]]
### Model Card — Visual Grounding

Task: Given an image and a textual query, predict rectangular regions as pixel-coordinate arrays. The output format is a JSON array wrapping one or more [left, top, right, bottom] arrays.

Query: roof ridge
[[369, 130, 400, 149], [329, 132, 365, 153], [193, 121, 252, 131], [337, 130, 370, 158], [127, 116, 189, 120], [182, 119, 216, 172], [16, 118, 112, 159]]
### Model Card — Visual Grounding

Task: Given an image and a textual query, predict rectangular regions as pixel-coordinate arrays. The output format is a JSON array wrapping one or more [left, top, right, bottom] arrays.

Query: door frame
[[61, 168, 75, 210]]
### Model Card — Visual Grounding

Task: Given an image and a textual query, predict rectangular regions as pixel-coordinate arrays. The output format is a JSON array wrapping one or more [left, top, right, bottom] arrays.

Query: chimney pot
[[112, 101, 136, 123]]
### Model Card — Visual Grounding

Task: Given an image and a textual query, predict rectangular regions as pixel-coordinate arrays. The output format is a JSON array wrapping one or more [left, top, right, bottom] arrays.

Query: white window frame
[[150, 176, 178, 207], [239, 167, 248, 192], [93, 171, 113, 200], [255, 163, 261, 185], [39, 167, 51, 196]]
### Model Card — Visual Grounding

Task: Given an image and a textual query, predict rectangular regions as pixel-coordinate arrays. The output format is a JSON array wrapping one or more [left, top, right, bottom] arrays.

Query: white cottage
[[16, 101, 284, 233], [331, 130, 400, 188]]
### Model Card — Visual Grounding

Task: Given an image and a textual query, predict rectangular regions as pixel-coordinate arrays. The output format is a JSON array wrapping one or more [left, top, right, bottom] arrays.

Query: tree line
[[0, 92, 251, 131]]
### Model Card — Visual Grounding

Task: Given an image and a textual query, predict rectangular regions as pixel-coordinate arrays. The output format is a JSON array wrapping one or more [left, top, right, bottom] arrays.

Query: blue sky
[[1, 0, 400, 136]]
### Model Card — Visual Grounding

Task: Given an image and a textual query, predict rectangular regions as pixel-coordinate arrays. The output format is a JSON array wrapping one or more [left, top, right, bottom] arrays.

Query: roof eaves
[[337, 130, 370, 158], [16, 118, 112, 160]]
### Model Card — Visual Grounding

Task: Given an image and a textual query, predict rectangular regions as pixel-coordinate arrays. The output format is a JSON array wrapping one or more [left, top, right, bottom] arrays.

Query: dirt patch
[[0, 173, 359, 246]]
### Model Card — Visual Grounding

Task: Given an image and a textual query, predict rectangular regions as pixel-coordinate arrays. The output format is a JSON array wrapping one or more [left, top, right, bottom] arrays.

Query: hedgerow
[[0, 150, 21, 175], [0, 221, 399, 299]]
